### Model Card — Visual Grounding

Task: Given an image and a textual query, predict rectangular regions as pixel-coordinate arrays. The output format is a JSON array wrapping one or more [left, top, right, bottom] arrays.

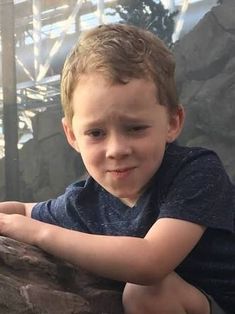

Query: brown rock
[[0, 236, 124, 314]]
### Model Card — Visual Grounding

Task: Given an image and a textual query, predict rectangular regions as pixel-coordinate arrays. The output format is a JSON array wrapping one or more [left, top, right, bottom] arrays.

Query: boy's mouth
[[107, 167, 136, 178], [108, 167, 136, 173]]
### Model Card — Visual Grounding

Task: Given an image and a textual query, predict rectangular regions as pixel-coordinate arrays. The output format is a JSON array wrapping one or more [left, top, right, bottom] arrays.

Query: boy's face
[[63, 74, 184, 206]]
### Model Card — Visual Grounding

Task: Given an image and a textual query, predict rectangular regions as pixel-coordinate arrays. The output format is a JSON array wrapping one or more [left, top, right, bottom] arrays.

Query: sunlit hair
[[61, 23, 179, 125]]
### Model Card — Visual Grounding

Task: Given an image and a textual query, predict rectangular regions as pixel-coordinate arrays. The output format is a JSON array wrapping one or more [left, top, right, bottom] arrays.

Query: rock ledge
[[0, 236, 123, 314]]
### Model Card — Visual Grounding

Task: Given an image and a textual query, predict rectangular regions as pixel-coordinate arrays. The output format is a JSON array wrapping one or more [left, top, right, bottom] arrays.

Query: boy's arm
[[0, 214, 205, 284], [39, 218, 205, 284], [0, 202, 36, 217]]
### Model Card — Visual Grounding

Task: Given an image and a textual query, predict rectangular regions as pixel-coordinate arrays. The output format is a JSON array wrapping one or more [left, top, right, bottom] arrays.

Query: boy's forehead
[[71, 74, 162, 118], [71, 75, 165, 122], [72, 74, 159, 104]]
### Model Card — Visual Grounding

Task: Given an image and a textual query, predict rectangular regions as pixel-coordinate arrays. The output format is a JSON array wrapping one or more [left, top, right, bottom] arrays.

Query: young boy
[[0, 24, 234, 314]]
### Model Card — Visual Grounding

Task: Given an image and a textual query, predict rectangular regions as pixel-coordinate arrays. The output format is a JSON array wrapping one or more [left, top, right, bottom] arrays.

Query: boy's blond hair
[[61, 23, 178, 125]]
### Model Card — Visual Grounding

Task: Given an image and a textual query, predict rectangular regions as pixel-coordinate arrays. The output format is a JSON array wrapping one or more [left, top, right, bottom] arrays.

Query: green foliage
[[106, 0, 178, 46]]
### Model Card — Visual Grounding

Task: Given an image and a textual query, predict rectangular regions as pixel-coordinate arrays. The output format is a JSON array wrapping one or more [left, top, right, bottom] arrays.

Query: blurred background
[[1, 0, 232, 201]]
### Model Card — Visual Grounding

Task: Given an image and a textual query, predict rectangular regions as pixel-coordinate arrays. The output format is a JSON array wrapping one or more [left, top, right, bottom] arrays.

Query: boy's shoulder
[[155, 142, 234, 207], [165, 142, 218, 159], [154, 143, 234, 232], [161, 142, 223, 176]]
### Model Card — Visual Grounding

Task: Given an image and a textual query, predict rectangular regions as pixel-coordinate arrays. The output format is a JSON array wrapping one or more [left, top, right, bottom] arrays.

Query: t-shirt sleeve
[[31, 181, 92, 232], [159, 151, 235, 232]]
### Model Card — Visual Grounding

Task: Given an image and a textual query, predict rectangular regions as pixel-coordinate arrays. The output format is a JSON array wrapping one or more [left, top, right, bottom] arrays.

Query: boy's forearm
[[0, 201, 28, 216], [35, 219, 204, 285], [0, 214, 155, 284], [0, 211, 155, 284], [36, 225, 157, 285], [0, 214, 204, 285]]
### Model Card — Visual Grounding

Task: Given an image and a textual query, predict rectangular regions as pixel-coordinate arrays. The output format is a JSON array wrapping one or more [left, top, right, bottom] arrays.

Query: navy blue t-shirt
[[32, 143, 235, 313]]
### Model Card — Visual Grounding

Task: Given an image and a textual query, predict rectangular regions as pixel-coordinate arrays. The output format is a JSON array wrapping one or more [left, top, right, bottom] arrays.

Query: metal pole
[[172, 0, 189, 42], [0, 0, 19, 200], [33, 0, 42, 81], [97, 0, 104, 25]]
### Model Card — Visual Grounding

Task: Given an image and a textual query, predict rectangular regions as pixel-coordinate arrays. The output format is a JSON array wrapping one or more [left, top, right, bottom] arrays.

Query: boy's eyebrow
[[119, 117, 152, 124], [80, 116, 152, 127]]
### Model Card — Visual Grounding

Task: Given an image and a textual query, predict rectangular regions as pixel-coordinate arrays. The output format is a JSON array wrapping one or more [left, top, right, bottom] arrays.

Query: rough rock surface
[[0, 236, 124, 314], [174, 0, 235, 182]]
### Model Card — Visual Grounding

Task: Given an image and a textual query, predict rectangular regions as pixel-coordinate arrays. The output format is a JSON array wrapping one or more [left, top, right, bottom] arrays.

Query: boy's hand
[[0, 213, 43, 245]]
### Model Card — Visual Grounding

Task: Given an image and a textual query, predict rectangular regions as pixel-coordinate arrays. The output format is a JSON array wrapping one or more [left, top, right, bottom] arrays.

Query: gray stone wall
[[0, 108, 86, 202], [175, 0, 235, 182]]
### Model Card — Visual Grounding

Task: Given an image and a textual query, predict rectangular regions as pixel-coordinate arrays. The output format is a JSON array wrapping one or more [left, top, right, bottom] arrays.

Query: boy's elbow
[[130, 257, 169, 285], [130, 271, 167, 286]]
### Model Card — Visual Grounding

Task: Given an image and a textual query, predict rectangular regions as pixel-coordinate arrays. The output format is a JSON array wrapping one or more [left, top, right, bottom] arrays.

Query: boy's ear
[[167, 105, 185, 143], [61, 117, 80, 152]]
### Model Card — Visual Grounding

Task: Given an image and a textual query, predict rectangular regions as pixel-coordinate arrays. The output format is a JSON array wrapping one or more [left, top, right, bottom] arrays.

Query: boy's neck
[[119, 197, 137, 208]]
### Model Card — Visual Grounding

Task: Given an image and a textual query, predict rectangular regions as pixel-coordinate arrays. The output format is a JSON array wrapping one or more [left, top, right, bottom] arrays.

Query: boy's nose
[[105, 135, 132, 159]]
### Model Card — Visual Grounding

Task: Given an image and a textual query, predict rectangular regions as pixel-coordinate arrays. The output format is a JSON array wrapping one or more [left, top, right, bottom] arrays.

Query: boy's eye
[[85, 129, 105, 138], [127, 125, 149, 133]]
